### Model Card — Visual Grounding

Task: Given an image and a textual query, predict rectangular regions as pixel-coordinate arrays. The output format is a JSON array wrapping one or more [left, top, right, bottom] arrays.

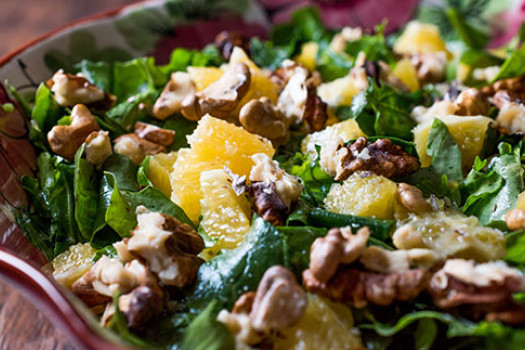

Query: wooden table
[[0, 2, 135, 348]]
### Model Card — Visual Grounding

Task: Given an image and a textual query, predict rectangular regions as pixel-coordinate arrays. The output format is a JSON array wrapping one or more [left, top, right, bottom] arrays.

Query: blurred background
[[0, 0, 132, 56]]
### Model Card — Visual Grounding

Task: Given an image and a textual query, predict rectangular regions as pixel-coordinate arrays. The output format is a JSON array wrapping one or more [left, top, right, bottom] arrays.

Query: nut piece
[[217, 310, 262, 348], [482, 74, 525, 99], [134, 121, 175, 147], [127, 206, 204, 287], [47, 70, 109, 107], [249, 182, 289, 226], [496, 100, 525, 134], [303, 88, 328, 132], [153, 72, 196, 120], [232, 291, 256, 314], [454, 88, 490, 116], [309, 226, 370, 283], [410, 52, 447, 84], [303, 267, 429, 308], [396, 183, 432, 215], [239, 97, 289, 146], [249, 266, 307, 333], [181, 63, 251, 121], [119, 285, 164, 330], [214, 31, 250, 61], [113, 133, 166, 165], [506, 208, 525, 230], [359, 246, 442, 274], [429, 259, 525, 324], [85, 130, 112, 168], [334, 137, 420, 181], [47, 104, 100, 160]]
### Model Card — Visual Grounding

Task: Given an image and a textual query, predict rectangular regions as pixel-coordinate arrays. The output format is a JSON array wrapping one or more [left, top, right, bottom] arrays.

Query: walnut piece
[[333, 137, 420, 181], [429, 259, 525, 324], [47, 104, 100, 160], [248, 153, 303, 225], [410, 52, 447, 84], [239, 97, 289, 146], [47, 70, 114, 109], [396, 183, 432, 215], [153, 72, 196, 120], [303, 88, 328, 132], [454, 88, 491, 116], [113, 133, 165, 165], [127, 206, 204, 287], [303, 267, 430, 308], [359, 246, 442, 274], [506, 208, 525, 230], [482, 74, 525, 99], [134, 121, 175, 147], [85, 130, 112, 168], [249, 266, 307, 333], [309, 226, 370, 283], [181, 63, 251, 121], [215, 31, 250, 61]]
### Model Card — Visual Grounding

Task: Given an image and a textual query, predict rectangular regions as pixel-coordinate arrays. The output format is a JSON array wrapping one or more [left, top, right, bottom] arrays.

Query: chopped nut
[[134, 121, 175, 147], [113, 133, 165, 165], [47, 104, 100, 160], [410, 52, 447, 84], [396, 183, 432, 214], [482, 74, 525, 98], [181, 63, 251, 121], [333, 137, 420, 181], [249, 266, 307, 333], [309, 227, 370, 283], [217, 310, 262, 348], [119, 285, 164, 330], [47, 70, 115, 109], [127, 206, 204, 287], [303, 267, 430, 308], [70, 269, 112, 307], [249, 182, 288, 226], [85, 130, 112, 168], [239, 97, 289, 146], [429, 259, 525, 323], [359, 246, 441, 274], [215, 31, 250, 61], [303, 87, 328, 132], [153, 72, 196, 120], [496, 100, 525, 134], [319, 137, 348, 177], [249, 153, 303, 209], [454, 88, 491, 116], [232, 291, 256, 314], [506, 208, 525, 230]]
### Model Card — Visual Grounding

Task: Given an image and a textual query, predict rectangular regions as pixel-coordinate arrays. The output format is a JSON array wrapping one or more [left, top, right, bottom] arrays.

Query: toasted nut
[[217, 310, 262, 347], [214, 31, 250, 61], [359, 246, 441, 274], [47, 104, 100, 160], [85, 130, 112, 168], [249, 266, 307, 333], [232, 291, 256, 314], [333, 137, 420, 181], [249, 182, 288, 226], [47, 70, 106, 107], [119, 285, 164, 330], [134, 121, 175, 147], [153, 72, 196, 120], [396, 183, 432, 214], [181, 63, 251, 120], [506, 208, 525, 230], [309, 227, 370, 283], [113, 133, 166, 165], [482, 74, 525, 98], [303, 88, 328, 132], [239, 97, 289, 146], [410, 52, 447, 84], [70, 269, 112, 307], [127, 206, 204, 287], [454, 88, 490, 116]]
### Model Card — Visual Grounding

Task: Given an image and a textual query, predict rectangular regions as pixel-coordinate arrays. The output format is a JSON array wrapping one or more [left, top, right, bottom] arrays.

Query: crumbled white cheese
[[113, 135, 145, 165], [217, 310, 261, 349], [472, 65, 500, 82], [411, 99, 458, 124], [318, 137, 347, 177], [277, 65, 309, 124], [496, 101, 525, 133], [85, 130, 112, 167], [50, 70, 105, 107], [91, 256, 139, 296]]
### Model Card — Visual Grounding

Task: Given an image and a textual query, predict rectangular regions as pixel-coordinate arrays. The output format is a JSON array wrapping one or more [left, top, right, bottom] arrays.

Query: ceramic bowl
[[0, 0, 418, 348]]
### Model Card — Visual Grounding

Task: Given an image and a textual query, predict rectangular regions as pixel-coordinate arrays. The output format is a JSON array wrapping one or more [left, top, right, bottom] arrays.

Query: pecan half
[[335, 137, 420, 181]]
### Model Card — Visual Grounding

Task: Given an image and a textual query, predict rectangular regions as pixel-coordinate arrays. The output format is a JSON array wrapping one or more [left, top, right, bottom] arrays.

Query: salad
[[8, 2, 525, 349]]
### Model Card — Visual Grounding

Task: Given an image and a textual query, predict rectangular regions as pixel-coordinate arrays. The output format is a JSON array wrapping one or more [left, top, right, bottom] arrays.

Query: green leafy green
[[505, 230, 525, 267], [316, 42, 353, 81], [74, 60, 113, 91], [426, 118, 463, 182], [345, 23, 395, 63], [108, 293, 149, 347], [493, 43, 525, 81], [31, 84, 64, 149], [249, 37, 292, 70], [112, 57, 167, 102], [182, 300, 235, 350], [106, 90, 157, 130], [92, 245, 118, 262], [462, 143, 524, 228], [163, 46, 223, 73], [160, 115, 198, 151]]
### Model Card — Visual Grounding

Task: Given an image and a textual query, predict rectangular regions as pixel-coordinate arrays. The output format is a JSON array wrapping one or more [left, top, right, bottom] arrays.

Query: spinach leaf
[[462, 143, 524, 228], [92, 245, 118, 262], [345, 23, 395, 63], [182, 300, 235, 350], [106, 90, 157, 130], [505, 230, 525, 267], [350, 80, 419, 140], [112, 57, 167, 102], [426, 118, 463, 182], [30, 84, 64, 150], [444, 6, 489, 49], [160, 115, 198, 151], [316, 43, 353, 81], [74, 144, 101, 240], [250, 37, 292, 70], [14, 207, 54, 261], [493, 43, 525, 81], [74, 60, 112, 91], [104, 154, 140, 192], [163, 46, 223, 74]]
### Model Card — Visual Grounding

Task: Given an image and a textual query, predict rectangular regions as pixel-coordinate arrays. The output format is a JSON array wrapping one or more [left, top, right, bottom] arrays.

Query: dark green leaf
[[92, 245, 118, 262], [31, 83, 63, 141], [182, 300, 235, 350], [445, 7, 489, 49], [249, 37, 292, 70], [106, 90, 157, 130], [493, 43, 525, 81], [112, 57, 167, 102], [345, 23, 395, 63], [160, 115, 198, 150], [74, 60, 112, 91], [505, 230, 525, 267], [426, 118, 463, 182]]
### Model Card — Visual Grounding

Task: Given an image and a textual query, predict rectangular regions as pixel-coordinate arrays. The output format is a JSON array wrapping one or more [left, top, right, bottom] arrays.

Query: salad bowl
[[2, 0, 525, 349]]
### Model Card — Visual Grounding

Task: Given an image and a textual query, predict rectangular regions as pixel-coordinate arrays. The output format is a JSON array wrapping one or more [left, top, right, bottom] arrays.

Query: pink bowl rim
[[0, 2, 151, 349]]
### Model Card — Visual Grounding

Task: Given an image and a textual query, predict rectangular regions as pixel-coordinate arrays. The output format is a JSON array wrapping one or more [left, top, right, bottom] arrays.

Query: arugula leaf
[[316, 42, 353, 81], [426, 118, 463, 182], [92, 245, 118, 262], [350, 80, 419, 140], [182, 300, 235, 350], [163, 46, 223, 74], [444, 7, 489, 49], [462, 143, 524, 228], [250, 37, 292, 70], [493, 43, 525, 81], [14, 206, 54, 260], [74, 144, 101, 240], [30, 84, 64, 150], [345, 23, 395, 63]]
